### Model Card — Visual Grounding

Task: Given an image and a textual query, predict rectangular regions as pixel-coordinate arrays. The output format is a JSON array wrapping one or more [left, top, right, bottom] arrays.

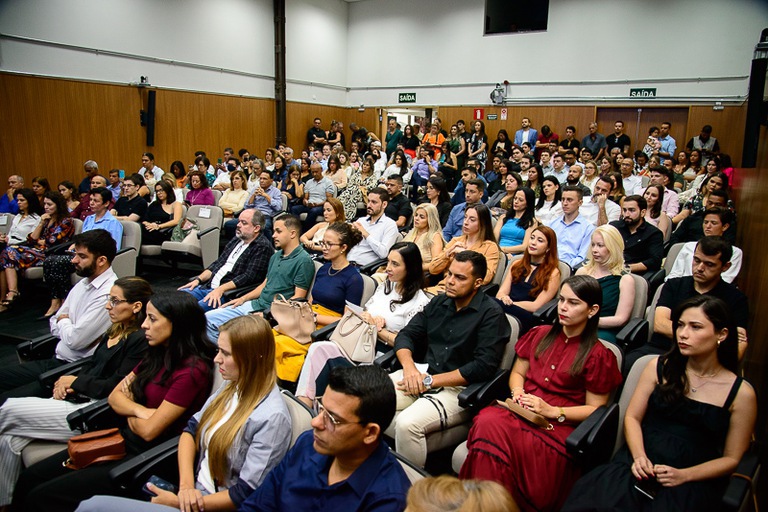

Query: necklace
[[328, 263, 348, 276], [687, 367, 721, 393]]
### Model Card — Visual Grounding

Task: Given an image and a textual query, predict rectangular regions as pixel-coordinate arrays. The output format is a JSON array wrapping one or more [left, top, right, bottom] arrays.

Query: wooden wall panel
[[437, 106, 596, 146], [731, 125, 768, 449], [285, 102, 377, 155], [596, 107, 689, 158], [0, 73, 275, 187], [687, 105, 747, 167]]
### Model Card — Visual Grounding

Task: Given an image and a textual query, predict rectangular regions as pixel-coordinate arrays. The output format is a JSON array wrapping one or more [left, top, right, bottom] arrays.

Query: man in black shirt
[[624, 236, 748, 373], [306, 117, 327, 150], [606, 120, 631, 157], [383, 176, 413, 229], [391, 251, 510, 467], [609, 195, 663, 273]]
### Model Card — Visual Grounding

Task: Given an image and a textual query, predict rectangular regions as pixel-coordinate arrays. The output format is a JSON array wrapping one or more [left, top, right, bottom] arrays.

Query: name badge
[[199, 207, 211, 219]]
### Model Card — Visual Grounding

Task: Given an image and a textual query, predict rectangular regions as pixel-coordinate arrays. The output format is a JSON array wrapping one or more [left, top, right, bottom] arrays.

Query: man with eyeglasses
[[239, 365, 410, 511], [110, 174, 148, 222], [0, 230, 117, 404]]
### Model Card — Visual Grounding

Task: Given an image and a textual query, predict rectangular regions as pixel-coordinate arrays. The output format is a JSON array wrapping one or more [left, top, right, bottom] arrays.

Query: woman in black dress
[[563, 295, 757, 512], [141, 180, 183, 246]]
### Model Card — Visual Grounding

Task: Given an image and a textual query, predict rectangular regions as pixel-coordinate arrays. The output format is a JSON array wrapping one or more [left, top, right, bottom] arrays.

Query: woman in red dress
[[459, 275, 623, 512]]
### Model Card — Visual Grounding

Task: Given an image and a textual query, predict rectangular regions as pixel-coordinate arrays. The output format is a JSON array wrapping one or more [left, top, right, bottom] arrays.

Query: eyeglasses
[[107, 296, 129, 307], [318, 241, 342, 248], [316, 398, 362, 431]]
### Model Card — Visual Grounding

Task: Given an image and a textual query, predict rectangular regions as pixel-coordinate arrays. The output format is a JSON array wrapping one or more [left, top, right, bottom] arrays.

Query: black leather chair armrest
[[44, 241, 72, 256], [481, 283, 499, 297], [16, 334, 58, 361], [722, 450, 760, 511], [565, 404, 619, 471], [374, 350, 398, 371], [359, 257, 387, 275], [38, 357, 92, 389], [196, 226, 218, 239], [312, 321, 339, 341], [457, 369, 510, 409], [532, 298, 558, 325], [66, 398, 122, 433], [222, 283, 259, 301], [109, 436, 181, 496], [616, 318, 649, 353]]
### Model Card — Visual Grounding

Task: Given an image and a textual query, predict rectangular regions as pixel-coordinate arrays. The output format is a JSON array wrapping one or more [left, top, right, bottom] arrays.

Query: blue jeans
[[291, 204, 324, 232], [205, 301, 256, 344], [180, 286, 217, 312]]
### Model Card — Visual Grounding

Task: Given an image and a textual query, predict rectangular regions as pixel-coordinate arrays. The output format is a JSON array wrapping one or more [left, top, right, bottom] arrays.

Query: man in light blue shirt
[[546, 186, 595, 269], [225, 169, 283, 238], [443, 179, 484, 242], [514, 117, 538, 147], [82, 188, 123, 250], [657, 122, 677, 164], [545, 154, 569, 184], [106, 170, 122, 202]]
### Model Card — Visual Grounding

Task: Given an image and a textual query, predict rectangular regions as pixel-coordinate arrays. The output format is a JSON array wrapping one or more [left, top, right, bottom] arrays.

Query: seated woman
[[31, 177, 51, 207], [0, 188, 42, 249], [564, 296, 757, 512], [161, 173, 185, 203], [57, 181, 81, 212], [77, 315, 293, 512], [643, 184, 671, 236], [141, 180, 183, 246], [0, 191, 74, 310], [12, 291, 214, 512], [338, 156, 378, 220], [403, 203, 445, 271], [460, 275, 623, 512], [273, 222, 364, 383], [495, 226, 561, 334], [494, 187, 538, 256], [324, 155, 347, 192], [674, 171, 729, 225], [427, 203, 499, 294], [525, 164, 544, 198], [575, 225, 635, 345], [406, 475, 518, 512], [384, 150, 412, 184], [185, 170, 216, 207], [534, 177, 563, 226], [299, 198, 345, 254], [423, 176, 452, 227], [282, 166, 304, 210], [169, 160, 187, 189], [295, 242, 430, 407], [218, 170, 249, 217], [487, 171, 522, 213], [0, 277, 151, 507]]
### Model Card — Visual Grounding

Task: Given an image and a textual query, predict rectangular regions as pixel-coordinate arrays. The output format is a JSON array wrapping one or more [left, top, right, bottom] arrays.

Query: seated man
[[391, 251, 510, 467], [667, 213, 742, 283], [383, 176, 413, 229], [179, 209, 272, 312], [547, 186, 595, 269], [625, 236, 749, 373], [106, 169, 122, 202], [609, 195, 663, 273], [579, 176, 620, 226], [451, 166, 489, 206], [205, 214, 315, 343], [291, 162, 335, 232], [619, 157, 643, 195], [239, 365, 410, 511], [71, 175, 115, 221], [443, 178, 484, 242], [410, 147, 440, 201], [224, 169, 282, 239], [348, 188, 399, 267], [0, 229, 118, 403], [110, 174, 148, 222], [0, 175, 24, 214], [669, 191, 732, 245], [565, 163, 591, 197]]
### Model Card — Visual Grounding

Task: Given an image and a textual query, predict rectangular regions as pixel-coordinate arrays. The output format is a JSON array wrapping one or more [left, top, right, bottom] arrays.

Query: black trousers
[[0, 357, 65, 406], [12, 447, 134, 512]]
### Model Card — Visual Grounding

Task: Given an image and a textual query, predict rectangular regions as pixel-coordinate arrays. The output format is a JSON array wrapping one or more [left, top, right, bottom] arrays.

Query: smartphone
[[634, 478, 660, 500], [217, 158, 223, 164], [118, 169, 125, 179], [142, 475, 178, 497]]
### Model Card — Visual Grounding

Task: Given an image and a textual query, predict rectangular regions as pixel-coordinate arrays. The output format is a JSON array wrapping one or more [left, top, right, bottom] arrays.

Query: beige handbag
[[271, 294, 316, 344], [330, 309, 377, 364]]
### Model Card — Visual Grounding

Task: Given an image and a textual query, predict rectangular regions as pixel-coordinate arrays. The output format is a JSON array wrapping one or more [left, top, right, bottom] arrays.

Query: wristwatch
[[422, 374, 433, 391], [557, 407, 566, 423]]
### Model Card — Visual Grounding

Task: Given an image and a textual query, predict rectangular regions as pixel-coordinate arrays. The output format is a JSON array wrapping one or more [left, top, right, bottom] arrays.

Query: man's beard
[[75, 261, 96, 278]]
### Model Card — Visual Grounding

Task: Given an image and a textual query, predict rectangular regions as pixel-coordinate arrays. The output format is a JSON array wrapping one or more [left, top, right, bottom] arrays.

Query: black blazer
[[68, 329, 147, 399]]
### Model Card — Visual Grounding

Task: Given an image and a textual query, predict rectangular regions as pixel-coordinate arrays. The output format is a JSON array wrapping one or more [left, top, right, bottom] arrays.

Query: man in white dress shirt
[[620, 158, 643, 195], [348, 187, 399, 267], [579, 176, 620, 226]]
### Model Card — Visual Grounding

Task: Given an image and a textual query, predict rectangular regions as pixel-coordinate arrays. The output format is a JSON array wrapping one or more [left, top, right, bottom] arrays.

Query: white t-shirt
[[197, 392, 240, 493], [364, 283, 431, 332]]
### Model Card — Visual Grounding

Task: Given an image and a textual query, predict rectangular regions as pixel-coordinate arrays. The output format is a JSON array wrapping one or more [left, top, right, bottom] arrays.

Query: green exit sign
[[630, 88, 657, 98], [398, 92, 416, 103]]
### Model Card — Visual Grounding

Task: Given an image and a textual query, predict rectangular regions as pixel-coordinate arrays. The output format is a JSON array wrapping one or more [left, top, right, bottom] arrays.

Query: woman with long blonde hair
[[79, 315, 292, 512], [403, 203, 445, 270], [406, 475, 519, 512], [576, 224, 635, 344]]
